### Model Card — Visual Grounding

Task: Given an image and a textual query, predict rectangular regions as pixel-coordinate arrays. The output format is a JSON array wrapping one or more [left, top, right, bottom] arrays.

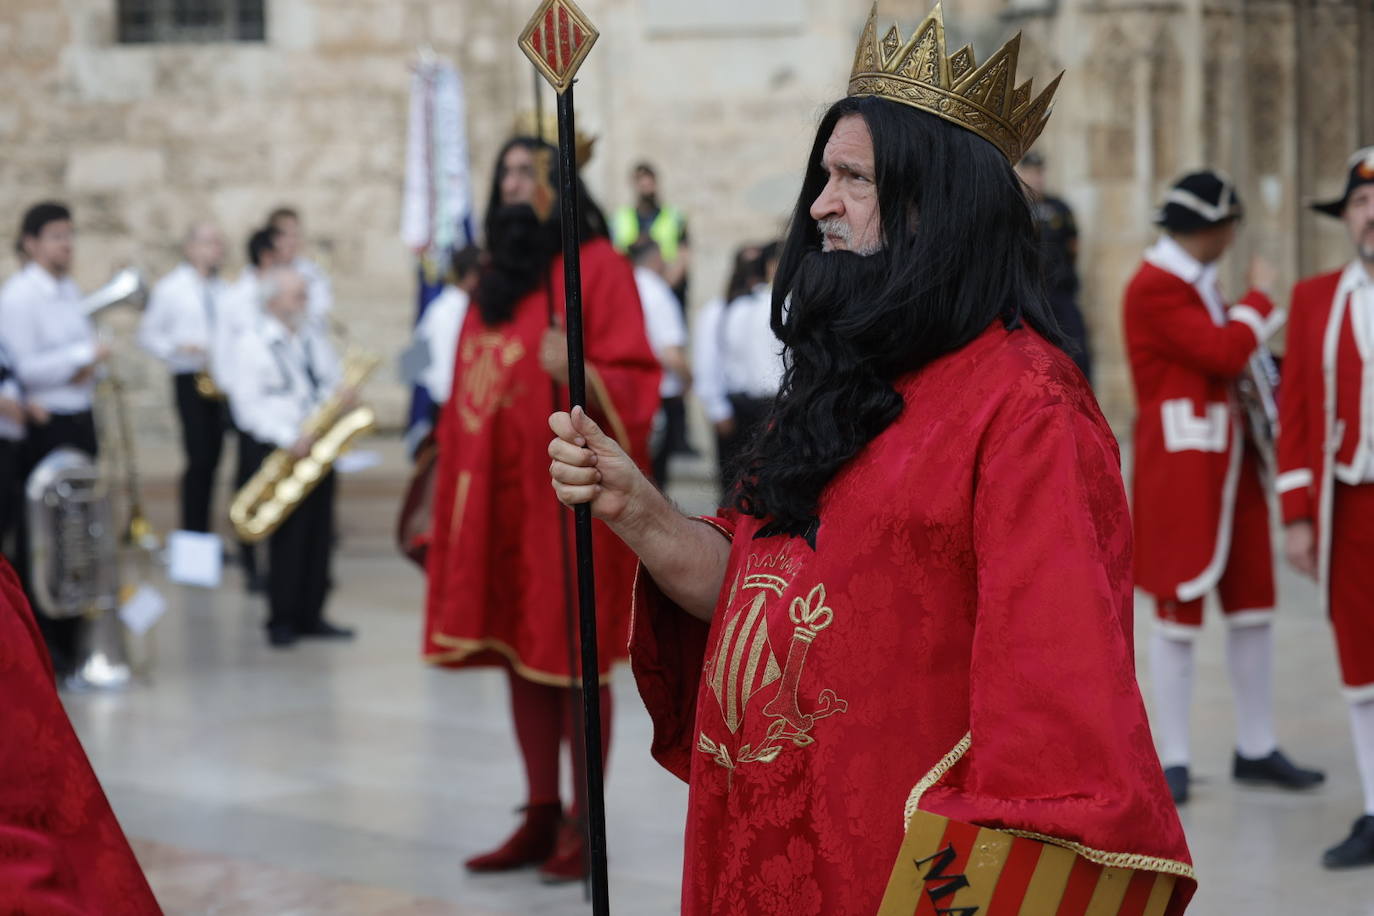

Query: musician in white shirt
[[216, 227, 283, 592], [138, 222, 229, 533], [227, 266, 355, 647], [0, 342, 24, 567], [0, 201, 106, 674], [630, 241, 689, 485], [267, 207, 333, 324]]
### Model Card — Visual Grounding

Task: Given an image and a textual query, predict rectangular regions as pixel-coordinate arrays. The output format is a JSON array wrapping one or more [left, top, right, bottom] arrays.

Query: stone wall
[[0, 0, 1366, 445]]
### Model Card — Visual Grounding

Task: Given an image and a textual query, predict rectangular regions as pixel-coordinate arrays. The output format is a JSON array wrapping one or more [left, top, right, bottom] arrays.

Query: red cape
[[423, 238, 660, 683], [0, 558, 161, 914], [631, 325, 1194, 915]]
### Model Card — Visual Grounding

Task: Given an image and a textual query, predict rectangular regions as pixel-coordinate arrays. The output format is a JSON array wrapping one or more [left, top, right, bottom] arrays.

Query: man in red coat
[[0, 557, 162, 913], [422, 134, 660, 881], [549, 5, 1195, 912], [1277, 145, 1374, 869], [1124, 170, 1324, 805]]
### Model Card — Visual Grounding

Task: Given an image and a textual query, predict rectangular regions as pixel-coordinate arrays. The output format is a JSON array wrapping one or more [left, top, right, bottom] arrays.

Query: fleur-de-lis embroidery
[[789, 583, 834, 636]]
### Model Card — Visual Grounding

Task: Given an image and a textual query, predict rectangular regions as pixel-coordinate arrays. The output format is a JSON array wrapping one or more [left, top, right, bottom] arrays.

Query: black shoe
[[1163, 765, 1189, 804], [1232, 749, 1326, 790], [298, 620, 355, 640], [246, 571, 268, 594], [1322, 815, 1374, 869], [267, 626, 298, 648]]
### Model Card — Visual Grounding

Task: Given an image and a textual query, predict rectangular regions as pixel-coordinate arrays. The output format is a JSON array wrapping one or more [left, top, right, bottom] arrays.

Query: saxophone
[[229, 349, 380, 543]]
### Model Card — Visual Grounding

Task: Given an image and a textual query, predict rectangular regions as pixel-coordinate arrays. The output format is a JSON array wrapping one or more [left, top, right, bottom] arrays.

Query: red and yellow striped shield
[[879, 810, 1180, 916]]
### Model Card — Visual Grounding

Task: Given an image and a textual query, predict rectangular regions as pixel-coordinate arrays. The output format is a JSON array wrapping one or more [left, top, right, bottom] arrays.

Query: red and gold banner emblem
[[518, 0, 599, 94], [879, 810, 1180, 916]]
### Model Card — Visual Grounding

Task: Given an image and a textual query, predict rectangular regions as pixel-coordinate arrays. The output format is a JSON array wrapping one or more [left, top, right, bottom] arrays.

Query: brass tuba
[[26, 448, 132, 690], [229, 349, 379, 543]]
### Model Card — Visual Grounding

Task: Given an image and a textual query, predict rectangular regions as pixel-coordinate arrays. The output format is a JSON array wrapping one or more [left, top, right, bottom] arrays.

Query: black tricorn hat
[[1312, 146, 1374, 218], [1155, 170, 1243, 234]]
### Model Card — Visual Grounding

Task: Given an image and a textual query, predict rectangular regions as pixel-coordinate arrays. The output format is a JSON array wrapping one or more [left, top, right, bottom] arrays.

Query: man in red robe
[[422, 134, 659, 881], [1277, 145, 1374, 868], [0, 556, 162, 913], [1123, 170, 1323, 805], [549, 5, 1194, 912]]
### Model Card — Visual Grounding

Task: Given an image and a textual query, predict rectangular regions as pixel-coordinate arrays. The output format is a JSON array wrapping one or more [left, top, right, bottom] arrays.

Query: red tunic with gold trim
[[631, 324, 1194, 915], [1122, 245, 1280, 604], [0, 558, 162, 914], [423, 238, 660, 683]]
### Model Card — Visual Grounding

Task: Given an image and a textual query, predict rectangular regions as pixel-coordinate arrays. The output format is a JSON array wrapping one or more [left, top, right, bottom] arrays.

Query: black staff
[[519, 2, 608, 912]]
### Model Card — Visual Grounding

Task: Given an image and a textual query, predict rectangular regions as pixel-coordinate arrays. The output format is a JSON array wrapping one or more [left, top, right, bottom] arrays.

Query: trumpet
[[230, 349, 379, 543], [194, 370, 225, 400]]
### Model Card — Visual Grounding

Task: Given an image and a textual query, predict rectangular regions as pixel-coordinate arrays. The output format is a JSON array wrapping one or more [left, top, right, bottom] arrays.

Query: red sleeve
[[1277, 282, 1317, 524], [629, 515, 735, 782], [1133, 273, 1275, 379], [920, 406, 1195, 912], [0, 560, 162, 915], [581, 242, 662, 464]]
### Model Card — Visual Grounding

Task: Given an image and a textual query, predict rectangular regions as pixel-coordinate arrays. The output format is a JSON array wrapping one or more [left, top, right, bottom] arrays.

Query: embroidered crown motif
[[847, 2, 1062, 164]]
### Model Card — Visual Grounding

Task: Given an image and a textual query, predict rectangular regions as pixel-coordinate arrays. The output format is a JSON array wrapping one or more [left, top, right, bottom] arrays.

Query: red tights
[[508, 668, 612, 816]]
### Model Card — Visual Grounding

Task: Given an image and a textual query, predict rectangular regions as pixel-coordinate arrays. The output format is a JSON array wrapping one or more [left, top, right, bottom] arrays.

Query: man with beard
[[422, 134, 659, 882], [1278, 146, 1374, 869], [548, 5, 1193, 913]]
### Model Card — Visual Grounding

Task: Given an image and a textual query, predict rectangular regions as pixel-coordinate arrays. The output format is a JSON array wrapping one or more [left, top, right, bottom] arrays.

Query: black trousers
[[18, 410, 99, 675], [716, 393, 773, 498], [264, 459, 336, 636], [235, 428, 264, 578], [0, 439, 21, 568], [173, 373, 228, 533]]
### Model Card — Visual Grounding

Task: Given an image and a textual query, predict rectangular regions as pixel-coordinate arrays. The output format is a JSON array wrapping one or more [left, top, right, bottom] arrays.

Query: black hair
[[475, 136, 609, 326], [723, 245, 766, 303], [628, 239, 660, 265], [20, 202, 72, 240], [267, 206, 300, 228], [731, 96, 1063, 536], [247, 227, 279, 268], [450, 244, 482, 281], [633, 162, 656, 179]]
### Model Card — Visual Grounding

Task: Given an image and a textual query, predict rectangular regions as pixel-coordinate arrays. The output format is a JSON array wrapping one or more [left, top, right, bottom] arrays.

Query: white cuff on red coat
[[1228, 304, 1286, 344], [1276, 468, 1314, 494]]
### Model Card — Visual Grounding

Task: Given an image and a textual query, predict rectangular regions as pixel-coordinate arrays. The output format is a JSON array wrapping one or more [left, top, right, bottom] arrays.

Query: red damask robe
[[423, 239, 660, 682], [632, 324, 1194, 915], [0, 558, 161, 914]]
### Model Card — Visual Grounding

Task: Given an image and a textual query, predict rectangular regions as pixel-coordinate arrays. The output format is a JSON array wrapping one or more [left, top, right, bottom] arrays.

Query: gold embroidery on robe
[[698, 552, 848, 770], [458, 332, 526, 434]]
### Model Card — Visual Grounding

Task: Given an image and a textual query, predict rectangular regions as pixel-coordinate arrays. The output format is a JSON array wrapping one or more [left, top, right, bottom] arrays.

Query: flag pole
[[532, 61, 593, 904], [518, 3, 608, 912]]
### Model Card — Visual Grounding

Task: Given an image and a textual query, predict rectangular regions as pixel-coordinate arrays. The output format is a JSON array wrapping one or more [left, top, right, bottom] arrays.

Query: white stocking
[[1226, 622, 1279, 759], [1149, 630, 1195, 768], [1348, 699, 1374, 816]]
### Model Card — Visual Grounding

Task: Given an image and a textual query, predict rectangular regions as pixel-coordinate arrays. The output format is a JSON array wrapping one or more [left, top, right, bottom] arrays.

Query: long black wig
[[731, 95, 1064, 537], [475, 136, 610, 326]]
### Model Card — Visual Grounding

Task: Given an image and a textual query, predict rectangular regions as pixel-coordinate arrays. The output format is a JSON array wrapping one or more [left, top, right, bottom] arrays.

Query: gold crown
[[511, 111, 597, 168], [848, 3, 1062, 164]]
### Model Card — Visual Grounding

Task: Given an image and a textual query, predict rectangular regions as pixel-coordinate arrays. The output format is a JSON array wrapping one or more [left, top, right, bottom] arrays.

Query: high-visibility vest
[[612, 205, 685, 262]]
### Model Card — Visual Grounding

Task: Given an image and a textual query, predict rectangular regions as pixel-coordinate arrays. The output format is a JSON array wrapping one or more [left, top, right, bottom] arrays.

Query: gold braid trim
[[900, 732, 1198, 883], [903, 732, 971, 825], [426, 633, 614, 687], [1002, 829, 1197, 881], [691, 516, 735, 542]]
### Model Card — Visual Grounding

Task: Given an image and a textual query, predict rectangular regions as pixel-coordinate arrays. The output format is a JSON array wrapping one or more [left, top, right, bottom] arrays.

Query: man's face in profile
[[810, 115, 882, 256]]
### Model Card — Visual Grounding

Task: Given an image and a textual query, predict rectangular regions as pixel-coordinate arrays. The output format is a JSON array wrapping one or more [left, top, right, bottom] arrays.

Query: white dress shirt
[[227, 313, 341, 449], [720, 284, 784, 401], [211, 270, 263, 392], [138, 263, 226, 374], [0, 343, 23, 441], [414, 285, 469, 405], [294, 257, 333, 323], [691, 297, 732, 424], [0, 262, 96, 414], [634, 266, 688, 399]]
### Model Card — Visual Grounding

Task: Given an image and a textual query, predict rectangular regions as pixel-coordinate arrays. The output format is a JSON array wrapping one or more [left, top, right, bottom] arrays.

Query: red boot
[[465, 802, 562, 872], [538, 817, 589, 884]]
